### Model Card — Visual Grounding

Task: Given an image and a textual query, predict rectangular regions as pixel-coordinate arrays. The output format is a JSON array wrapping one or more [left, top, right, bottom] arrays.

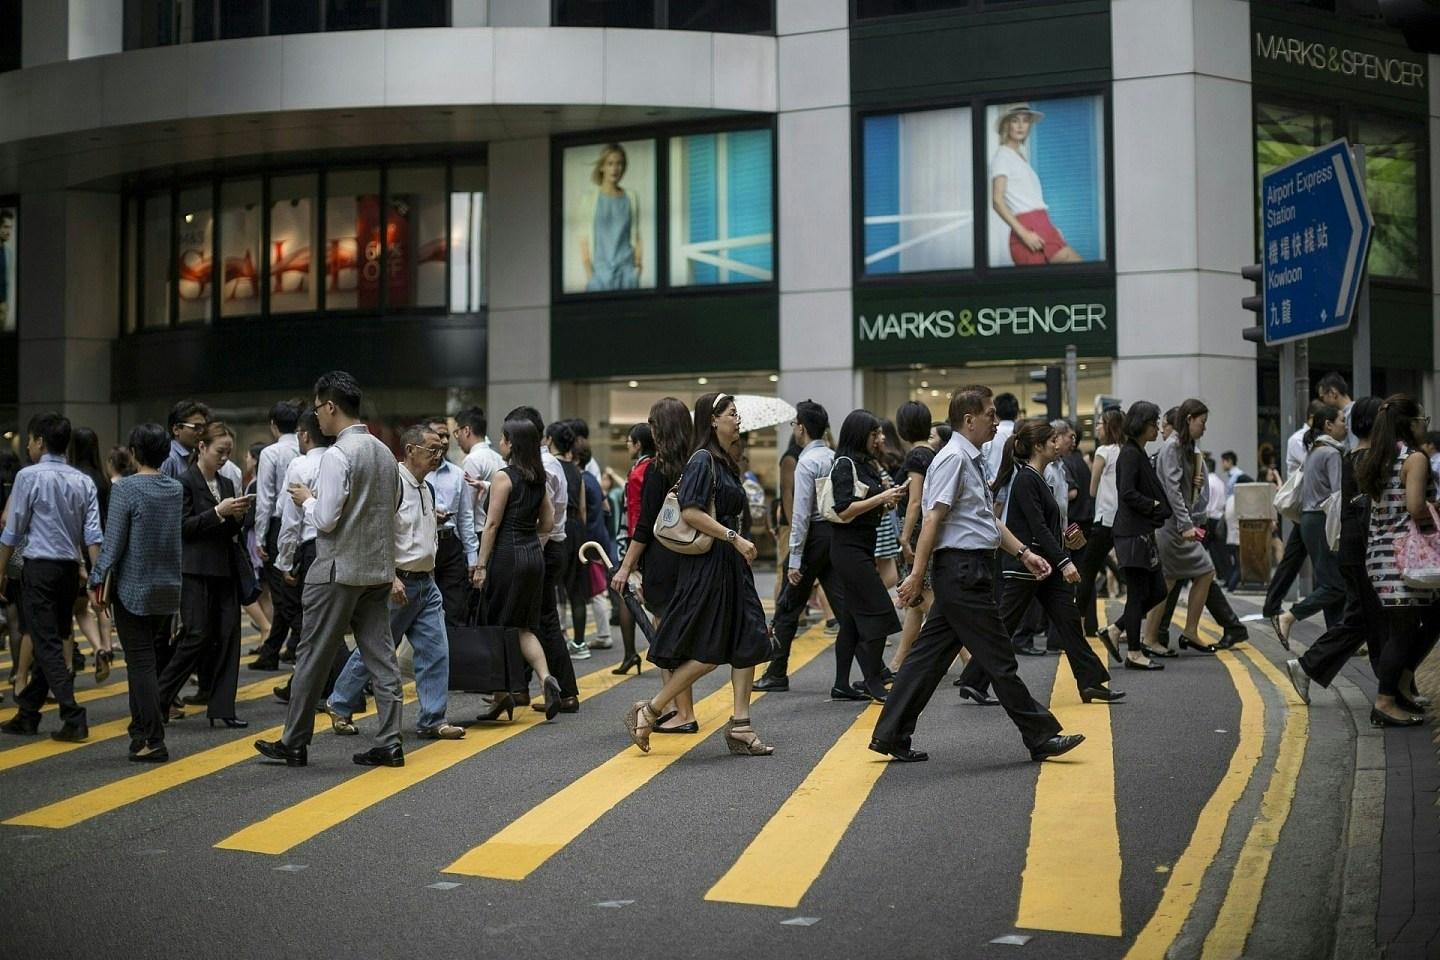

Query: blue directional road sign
[[1259, 139, 1374, 346]]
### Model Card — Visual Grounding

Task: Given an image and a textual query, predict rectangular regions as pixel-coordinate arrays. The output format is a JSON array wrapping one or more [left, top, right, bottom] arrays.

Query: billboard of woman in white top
[[986, 97, 1107, 268], [562, 139, 656, 294]]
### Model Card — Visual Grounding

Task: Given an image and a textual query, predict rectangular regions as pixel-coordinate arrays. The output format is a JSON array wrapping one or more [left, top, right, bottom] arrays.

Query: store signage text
[[1254, 31, 1423, 89], [857, 303, 1108, 342]]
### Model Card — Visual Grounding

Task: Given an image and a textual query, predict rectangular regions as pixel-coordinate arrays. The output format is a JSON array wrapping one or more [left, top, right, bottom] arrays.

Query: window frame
[[850, 0, 1092, 27], [551, 0, 774, 34], [123, 0, 452, 49]]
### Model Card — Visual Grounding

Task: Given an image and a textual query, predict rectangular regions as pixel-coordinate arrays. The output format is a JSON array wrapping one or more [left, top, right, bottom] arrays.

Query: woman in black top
[[828, 410, 906, 702], [546, 422, 590, 653], [475, 417, 560, 721], [624, 392, 775, 756], [69, 426, 116, 682], [891, 403, 951, 673], [1102, 402, 1172, 670]]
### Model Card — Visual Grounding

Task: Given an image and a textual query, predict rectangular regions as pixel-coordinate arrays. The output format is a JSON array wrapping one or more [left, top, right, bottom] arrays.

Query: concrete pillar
[[22, 0, 123, 67], [486, 137, 555, 422], [1111, 0, 1258, 467], [18, 189, 120, 446], [775, 0, 854, 421]]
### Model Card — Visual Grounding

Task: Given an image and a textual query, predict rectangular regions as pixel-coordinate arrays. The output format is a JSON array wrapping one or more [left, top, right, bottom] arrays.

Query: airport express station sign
[[1260, 138, 1373, 346]]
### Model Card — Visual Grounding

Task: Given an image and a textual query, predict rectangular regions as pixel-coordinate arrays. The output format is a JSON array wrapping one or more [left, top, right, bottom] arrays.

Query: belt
[[437, 528, 457, 540], [395, 568, 433, 580], [935, 547, 998, 559]]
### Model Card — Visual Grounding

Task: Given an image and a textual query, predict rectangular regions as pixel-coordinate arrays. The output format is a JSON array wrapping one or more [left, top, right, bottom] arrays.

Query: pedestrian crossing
[[0, 611, 1308, 955]]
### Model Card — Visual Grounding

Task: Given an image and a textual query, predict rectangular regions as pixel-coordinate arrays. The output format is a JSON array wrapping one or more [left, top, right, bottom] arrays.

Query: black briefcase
[[447, 603, 525, 693]]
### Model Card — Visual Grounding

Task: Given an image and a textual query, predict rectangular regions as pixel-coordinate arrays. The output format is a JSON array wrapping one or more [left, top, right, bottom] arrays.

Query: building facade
[[0, 0, 1436, 473]]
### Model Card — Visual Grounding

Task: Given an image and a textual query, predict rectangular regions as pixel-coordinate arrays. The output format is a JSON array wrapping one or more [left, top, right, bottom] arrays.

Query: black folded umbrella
[[580, 540, 656, 643]]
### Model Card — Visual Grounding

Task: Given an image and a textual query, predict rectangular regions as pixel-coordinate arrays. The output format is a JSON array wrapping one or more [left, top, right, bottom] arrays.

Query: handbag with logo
[[1395, 502, 1440, 589], [816, 457, 868, 524], [654, 452, 718, 555]]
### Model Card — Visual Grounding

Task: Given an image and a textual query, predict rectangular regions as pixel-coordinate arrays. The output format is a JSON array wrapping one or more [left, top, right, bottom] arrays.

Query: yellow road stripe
[[443, 626, 831, 881], [215, 662, 635, 855], [1123, 641, 1265, 959], [703, 703, 884, 908], [1016, 636, 1122, 936], [0, 675, 280, 772], [1, 676, 132, 726], [1201, 645, 1308, 959], [4, 684, 418, 829]]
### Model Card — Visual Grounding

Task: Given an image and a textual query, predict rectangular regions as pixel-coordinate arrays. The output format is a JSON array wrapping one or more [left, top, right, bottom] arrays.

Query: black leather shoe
[[50, 724, 89, 743], [1080, 687, 1126, 703], [1097, 626, 1123, 664], [1218, 629, 1249, 649], [249, 654, 281, 671], [0, 716, 40, 736], [1030, 733, 1086, 761], [353, 744, 405, 767], [557, 697, 580, 714], [1014, 644, 1047, 657], [273, 683, 291, 703], [957, 684, 999, 705], [652, 719, 699, 734], [868, 738, 928, 762], [129, 744, 169, 763], [829, 685, 870, 702], [1179, 635, 1219, 654], [279, 650, 297, 665], [1142, 644, 1177, 659], [181, 693, 210, 706], [1125, 658, 1165, 671], [753, 674, 790, 692], [254, 739, 307, 767]]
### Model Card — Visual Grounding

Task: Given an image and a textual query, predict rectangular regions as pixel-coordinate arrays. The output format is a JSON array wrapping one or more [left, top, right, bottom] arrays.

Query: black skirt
[[647, 544, 774, 670], [484, 531, 544, 633], [830, 523, 900, 640], [1114, 532, 1159, 571]]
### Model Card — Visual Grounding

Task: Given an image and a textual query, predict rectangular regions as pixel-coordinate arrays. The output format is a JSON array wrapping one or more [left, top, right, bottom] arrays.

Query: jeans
[[329, 574, 451, 731]]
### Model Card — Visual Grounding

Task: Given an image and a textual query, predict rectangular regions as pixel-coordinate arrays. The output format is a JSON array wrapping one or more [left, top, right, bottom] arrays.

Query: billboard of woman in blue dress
[[563, 139, 657, 294]]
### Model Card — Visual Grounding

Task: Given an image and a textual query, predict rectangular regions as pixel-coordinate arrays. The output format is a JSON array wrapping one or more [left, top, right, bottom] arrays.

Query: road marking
[[1201, 645, 1308, 959], [1016, 636, 1122, 937], [214, 661, 635, 855], [4, 684, 418, 829], [443, 626, 830, 881], [1123, 640, 1265, 960], [704, 702, 885, 908], [0, 676, 280, 772], [0, 674, 132, 727]]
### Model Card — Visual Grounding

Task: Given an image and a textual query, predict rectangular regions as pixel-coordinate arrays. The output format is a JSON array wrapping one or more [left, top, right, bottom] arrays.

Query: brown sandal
[[725, 717, 774, 756], [624, 700, 659, 753]]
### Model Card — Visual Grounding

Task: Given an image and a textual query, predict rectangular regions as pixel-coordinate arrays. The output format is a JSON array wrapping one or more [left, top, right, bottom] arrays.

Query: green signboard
[[1251, 10, 1426, 110]]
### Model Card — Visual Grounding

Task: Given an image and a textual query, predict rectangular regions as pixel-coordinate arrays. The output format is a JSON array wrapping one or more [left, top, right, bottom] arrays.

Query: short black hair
[[545, 421, 575, 455], [994, 392, 1020, 421], [795, 399, 828, 442], [506, 406, 544, 436], [296, 410, 332, 447], [127, 422, 170, 469], [1122, 401, 1161, 441], [836, 409, 882, 463], [895, 400, 932, 444], [269, 398, 304, 433], [248, 440, 267, 463], [454, 405, 488, 438], [167, 399, 210, 432], [28, 411, 71, 455], [1350, 396, 1382, 441], [1316, 371, 1350, 398], [564, 417, 590, 439], [1221, 450, 1237, 465], [628, 422, 655, 456], [313, 370, 362, 417]]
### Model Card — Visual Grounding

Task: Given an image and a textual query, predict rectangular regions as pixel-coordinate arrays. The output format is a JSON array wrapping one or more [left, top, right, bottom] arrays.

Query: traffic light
[[1027, 365, 1063, 420], [1377, 0, 1440, 53], [1241, 263, 1265, 345]]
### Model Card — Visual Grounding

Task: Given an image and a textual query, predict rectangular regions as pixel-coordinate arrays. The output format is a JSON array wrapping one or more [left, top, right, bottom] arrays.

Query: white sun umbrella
[[731, 395, 797, 432]]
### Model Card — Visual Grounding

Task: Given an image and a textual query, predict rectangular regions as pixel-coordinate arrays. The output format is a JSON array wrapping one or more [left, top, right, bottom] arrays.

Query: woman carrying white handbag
[[1272, 405, 1348, 646]]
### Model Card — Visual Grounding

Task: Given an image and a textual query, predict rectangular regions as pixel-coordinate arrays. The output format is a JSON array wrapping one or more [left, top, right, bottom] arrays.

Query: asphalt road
[[0, 589, 1364, 960]]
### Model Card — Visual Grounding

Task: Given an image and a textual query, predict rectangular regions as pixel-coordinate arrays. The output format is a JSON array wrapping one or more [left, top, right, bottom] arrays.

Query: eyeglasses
[[177, 421, 205, 431]]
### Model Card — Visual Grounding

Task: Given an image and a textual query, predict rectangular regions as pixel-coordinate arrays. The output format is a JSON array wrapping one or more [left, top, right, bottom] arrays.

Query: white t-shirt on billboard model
[[990, 145, 1046, 215]]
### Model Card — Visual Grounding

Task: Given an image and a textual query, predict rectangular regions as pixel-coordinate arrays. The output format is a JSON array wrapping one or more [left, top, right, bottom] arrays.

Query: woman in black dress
[[623, 392, 776, 756], [1102, 402, 1172, 670], [828, 410, 906, 702], [474, 417, 561, 721]]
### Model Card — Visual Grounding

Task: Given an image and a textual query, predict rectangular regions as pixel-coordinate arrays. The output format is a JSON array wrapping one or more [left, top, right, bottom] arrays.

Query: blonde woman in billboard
[[578, 143, 642, 291], [990, 104, 1082, 266]]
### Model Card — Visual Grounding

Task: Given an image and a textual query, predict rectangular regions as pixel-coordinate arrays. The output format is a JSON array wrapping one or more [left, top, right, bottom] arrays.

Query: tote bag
[[816, 457, 868, 524], [1395, 502, 1440, 589], [1273, 469, 1303, 523], [448, 597, 525, 692]]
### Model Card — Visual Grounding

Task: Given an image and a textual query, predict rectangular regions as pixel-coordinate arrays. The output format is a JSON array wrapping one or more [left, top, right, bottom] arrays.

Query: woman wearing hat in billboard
[[990, 104, 1082, 266]]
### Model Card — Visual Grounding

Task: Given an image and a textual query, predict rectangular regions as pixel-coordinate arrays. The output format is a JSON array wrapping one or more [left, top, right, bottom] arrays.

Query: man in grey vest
[[255, 371, 406, 768]]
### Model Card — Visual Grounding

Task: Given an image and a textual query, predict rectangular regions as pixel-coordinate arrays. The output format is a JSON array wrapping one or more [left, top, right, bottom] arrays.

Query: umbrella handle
[[578, 540, 612, 570]]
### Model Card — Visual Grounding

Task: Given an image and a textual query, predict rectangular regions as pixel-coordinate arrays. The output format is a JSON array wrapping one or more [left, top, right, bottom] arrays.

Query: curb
[[1326, 669, 1386, 960]]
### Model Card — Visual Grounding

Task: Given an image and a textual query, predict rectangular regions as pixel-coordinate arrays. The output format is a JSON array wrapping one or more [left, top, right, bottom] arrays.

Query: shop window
[[269, 0, 322, 34], [388, 0, 448, 28], [219, 180, 263, 318], [124, 198, 139, 333], [269, 174, 319, 314], [561, 139, 658, 293], [193, 0, 216, 41], [326, 0, 382, 30], [124, 0, 178, 48], [853, 0, 968, 20], [667, 0, 772, 33], [1254, 100, 1338, 251], [862, 106, 974, 275], [0, 0, 20, 73], [668, 129, 773, 286], [0, 201, 15, 333], [450, 165, 486, 313], [1353, 114, 1425, 282], [323, 169, 380, 310], [554, 0, 654, 28], [142, 193, 172, 329], [219, 0, 265, 38], [386, 166, 448, 309], [176, 188, 214, 323]]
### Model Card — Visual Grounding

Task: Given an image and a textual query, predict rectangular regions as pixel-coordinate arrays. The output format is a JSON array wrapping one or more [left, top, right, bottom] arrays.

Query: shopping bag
[[447, 598, 525, 692], [1322, 491, 1342, 551], [1273, 468, 1303, 524], [1395, 502, 1440, 590]]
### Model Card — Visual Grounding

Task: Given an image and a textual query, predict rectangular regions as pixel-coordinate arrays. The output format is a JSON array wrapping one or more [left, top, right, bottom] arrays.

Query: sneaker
[[1285, 659, 1311, 705], [568, 641, 592, 660], [823, 618, 839, 636], [589, 638, 613, 650]]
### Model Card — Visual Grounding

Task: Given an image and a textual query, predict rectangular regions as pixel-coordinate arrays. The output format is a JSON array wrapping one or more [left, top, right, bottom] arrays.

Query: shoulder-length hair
[[501, 417, 543, 483], [835, 409, 882, 465], [1303, 403, 1341, 452], [190, 421, 233, 466], [1356, 394, 1424, 500], [68, 426, 109, 497], [991, 418, 1052, 494], [590, 143, 627, 185], [649, 396, 692, 483], [692, 392, 740, 476], [1098, 408, 1123, 446], [1122, 401, 1161, 443], [1174, 399, 1209, 453]]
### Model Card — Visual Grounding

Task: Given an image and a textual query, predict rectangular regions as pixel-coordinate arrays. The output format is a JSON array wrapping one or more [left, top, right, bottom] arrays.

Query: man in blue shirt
[[0, 412, 104, 741], [422, 416, 478, 629], [161, 398, 210, 480]]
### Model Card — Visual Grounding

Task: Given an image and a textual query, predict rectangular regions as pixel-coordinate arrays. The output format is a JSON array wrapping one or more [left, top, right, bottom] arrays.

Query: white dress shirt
[[1285, 425, 1307, 478], [301, 424, 369, 536], [427, 458, 478, 565], [1206, 472, 1226, 521], [981, 420, 1015, 484], [923, 433, 1001, 552], [254, 432, 300, 545], [395, 463, 438, 573], [788, 439, 835, 569], [462, 439, 507, 532], [275, 447, 325, 573], [541, 448, 568, 544]]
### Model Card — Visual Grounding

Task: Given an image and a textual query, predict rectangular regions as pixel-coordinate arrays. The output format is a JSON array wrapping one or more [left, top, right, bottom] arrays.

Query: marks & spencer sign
[[1251, 12, 1426, 106]]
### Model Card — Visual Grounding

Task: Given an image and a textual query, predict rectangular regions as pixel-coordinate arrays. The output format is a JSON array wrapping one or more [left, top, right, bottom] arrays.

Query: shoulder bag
[[817, 457, 867, 524], [1395, 501, 1440, 589], [654, 452, 718, 555], [1272, 468, 1303, 524]]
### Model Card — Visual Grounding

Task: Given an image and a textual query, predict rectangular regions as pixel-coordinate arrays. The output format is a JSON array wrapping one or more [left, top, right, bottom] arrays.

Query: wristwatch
[[726, 529, 738, 544], [1016, 546, 1030, 560]]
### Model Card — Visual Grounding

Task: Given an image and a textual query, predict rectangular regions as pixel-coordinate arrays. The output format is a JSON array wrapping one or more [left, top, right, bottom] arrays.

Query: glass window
[[853, 0, 968, 20], [269, 0, 321, 33], [1354, 114, 1425, 282], [124, 0, 177, 48], [667, 0, 772, 33], [219, 179, 262, 318], [0, 202, 15, 333], [554, 0, 653, 28], [193, 0, 216, 41], [1254, 100, 1337, 252], [324, 169, 380, 310], [561, 139, 658, 294], [985, 96, 1107, 268], [0, 0, 20, 73], [388, 0, 448, 28], [450, 165, 486, 313], [862, 107, 973, 275], [269, 174, 319, 314], [176, 187, 213, 323], [386, 166, 448, 309], [326, 0, 382, 30], [123, 198, 138, 333], [668, 129, 773, 286], [219, 0, 264, 38], [143, 192, 172, 329]]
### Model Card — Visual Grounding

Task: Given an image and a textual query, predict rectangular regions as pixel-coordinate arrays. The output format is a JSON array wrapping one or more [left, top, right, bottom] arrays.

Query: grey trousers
[[281, 581, 403, 751]]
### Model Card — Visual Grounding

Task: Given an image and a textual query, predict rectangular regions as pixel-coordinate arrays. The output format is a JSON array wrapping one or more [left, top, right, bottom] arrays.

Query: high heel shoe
[[625, 699, 660, 753], [476, 693, 514, 723], [543, 676, 563, 721], [1080, 686, 1126, 703], [1179, 635, 1218, 654], [1370, 707, 1424, 727], [611, 654, 642, 676], [725, 717, 774, 756], [1098, 625, 1123, 664], [209, 717, 248, 729]]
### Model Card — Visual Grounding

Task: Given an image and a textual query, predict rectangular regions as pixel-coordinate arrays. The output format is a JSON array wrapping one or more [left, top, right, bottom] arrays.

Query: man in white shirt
[[252, 399, 305, 670], [1204, 455, 1228, 580], [981, 392, 1020, 485], [323, 425, 464, 742], [455, 405, 506, 536], [270, 411, 334, 705], [421, 416, 478, 629], [1266, 398, 1328, 623], [1221, 451, 1243, 499], [1316, 371, 1357, 452]]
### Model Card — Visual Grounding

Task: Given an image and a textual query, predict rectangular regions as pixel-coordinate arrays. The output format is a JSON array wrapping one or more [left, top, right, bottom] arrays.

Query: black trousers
[[13, 559, 86, 730], [261, 525, 302, 655], [1159, 578, 1246, 638], [434, 532, 470, 629], [561, 518, 588, 643], [1377, 600, 1440, 698], [538, 539, 579, 697], [1120, 564, 1168, 654], [1206, 517, 1230, 581], [766, 522, 845, 678], [873, 550, 1062, 752], [1263, 523, 1307, 618], [1075, 523, 1115, 635], [1300, 564, 1386, 688], [960, 573, 1111, 697], [158, 573, 241, 719], [113, 596, 170, 747]]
